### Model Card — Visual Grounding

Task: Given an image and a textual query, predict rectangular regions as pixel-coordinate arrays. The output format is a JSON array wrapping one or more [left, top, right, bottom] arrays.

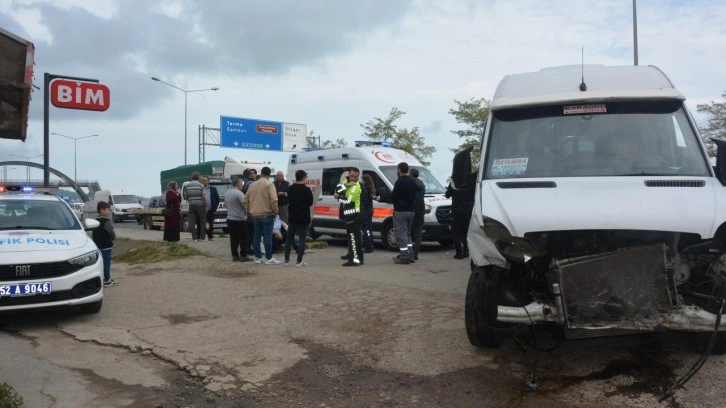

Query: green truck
[[159, 161, 226, 192], [159, 161, 232, 233]]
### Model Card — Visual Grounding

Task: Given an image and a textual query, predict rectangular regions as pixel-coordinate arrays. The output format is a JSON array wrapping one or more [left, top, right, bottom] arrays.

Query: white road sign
[[282, 122, 306, 152]]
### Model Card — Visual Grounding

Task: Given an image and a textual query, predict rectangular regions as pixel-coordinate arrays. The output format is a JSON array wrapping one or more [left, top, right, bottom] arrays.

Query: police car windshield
[[0, 199, 81, 230], [380, 166, 446, 195]]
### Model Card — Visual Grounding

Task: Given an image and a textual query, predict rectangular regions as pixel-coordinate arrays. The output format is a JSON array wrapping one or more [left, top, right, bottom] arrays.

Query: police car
[[0, 186, 103, 314]]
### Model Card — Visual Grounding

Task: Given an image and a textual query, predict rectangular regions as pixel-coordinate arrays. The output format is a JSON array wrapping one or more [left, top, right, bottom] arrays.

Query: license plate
[[214, 218, 226, 223], [0, 282, 52, 297]]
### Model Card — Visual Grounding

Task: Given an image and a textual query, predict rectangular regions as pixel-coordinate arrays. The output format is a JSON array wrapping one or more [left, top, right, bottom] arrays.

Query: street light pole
[[51, 133, 98, 185], [150, 77, 219, 165], [633, 0, 639, 66], [9, 154, 43, 182]]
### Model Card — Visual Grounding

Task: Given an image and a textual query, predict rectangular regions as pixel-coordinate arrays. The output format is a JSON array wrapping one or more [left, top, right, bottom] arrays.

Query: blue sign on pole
[[220, 115, 283, 151]]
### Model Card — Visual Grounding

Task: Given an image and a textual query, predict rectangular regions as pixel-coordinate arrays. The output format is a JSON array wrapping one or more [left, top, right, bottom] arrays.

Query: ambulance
[[287, 142, 453, 250]]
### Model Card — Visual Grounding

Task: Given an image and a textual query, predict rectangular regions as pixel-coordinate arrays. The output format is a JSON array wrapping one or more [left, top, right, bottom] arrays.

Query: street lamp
[[51, 133, 99, 185], [2, 166, 18, 182], [9, 153, 44, 182], [151, 77, 219, 165]]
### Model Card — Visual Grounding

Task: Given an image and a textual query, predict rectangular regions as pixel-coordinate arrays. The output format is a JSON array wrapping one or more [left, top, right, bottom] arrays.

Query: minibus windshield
[[484, 100, 709, 179]]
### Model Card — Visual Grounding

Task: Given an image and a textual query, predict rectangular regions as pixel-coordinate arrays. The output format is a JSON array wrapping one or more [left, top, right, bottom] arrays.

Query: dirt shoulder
[[3, 229, 726, 407]]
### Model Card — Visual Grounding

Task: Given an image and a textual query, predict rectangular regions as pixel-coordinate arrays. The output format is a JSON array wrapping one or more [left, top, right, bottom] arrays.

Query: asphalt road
[[1, 224, 726, 407]]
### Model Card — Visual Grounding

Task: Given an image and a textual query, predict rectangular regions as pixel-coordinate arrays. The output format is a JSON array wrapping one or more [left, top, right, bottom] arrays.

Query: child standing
[[93, 201, 117, 287]]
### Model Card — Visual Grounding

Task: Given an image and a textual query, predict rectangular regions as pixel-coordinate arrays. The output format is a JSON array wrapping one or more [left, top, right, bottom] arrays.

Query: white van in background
[[223, 156, 275, 180], [93, 189, 142, 223], [287, 142, 453, 250]]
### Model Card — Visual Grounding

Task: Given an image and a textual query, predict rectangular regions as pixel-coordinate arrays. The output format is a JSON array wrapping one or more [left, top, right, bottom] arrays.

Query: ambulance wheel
[[381, 222, 397, 251], [181, 216, 190, 232]]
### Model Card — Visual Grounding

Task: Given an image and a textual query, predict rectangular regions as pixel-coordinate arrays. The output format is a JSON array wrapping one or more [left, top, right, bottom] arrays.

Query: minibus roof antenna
[[579, 46, 587, 92]]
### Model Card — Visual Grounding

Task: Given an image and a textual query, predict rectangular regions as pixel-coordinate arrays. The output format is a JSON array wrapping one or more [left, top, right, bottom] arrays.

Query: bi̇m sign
[[50, 79, 110, 111]]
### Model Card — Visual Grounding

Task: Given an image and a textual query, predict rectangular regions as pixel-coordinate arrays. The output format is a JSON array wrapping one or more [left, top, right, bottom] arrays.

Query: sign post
[[43, 73, 110, 187], [220, 115, 305, 153]]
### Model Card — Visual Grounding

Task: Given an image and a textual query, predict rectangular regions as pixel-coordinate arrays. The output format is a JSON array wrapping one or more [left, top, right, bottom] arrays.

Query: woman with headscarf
[[163, 180, 182, 242]]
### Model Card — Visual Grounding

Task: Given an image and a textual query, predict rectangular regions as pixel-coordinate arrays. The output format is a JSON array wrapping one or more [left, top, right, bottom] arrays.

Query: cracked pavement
[[2, 227, 726, 407]]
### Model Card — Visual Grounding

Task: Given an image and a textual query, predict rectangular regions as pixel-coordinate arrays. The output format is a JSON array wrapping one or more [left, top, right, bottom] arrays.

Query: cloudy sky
[[1, 0, 726, 198]]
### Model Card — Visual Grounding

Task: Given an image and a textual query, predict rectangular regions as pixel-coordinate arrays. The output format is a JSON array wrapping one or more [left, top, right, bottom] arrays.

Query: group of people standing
[[159, 159, 474, 268], [162, 167, 314, 267], [161, 172, 220, 243], [334, 162, 428, 267]]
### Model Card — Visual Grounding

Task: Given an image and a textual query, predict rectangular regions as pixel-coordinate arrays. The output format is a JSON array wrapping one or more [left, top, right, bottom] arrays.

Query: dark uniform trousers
[[345, 220, 363, 263], [452, 205, 473, 256]]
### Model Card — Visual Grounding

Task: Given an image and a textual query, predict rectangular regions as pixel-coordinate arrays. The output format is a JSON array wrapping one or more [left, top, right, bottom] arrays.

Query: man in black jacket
[[284, 170, 314, 266], [446, 172, 475, 259], [274, 171, 290, 224], [447, 147, 476, 259], [410, 168, 426, 261], [202, 175, 220, 241], [391, 162, 418, 264]]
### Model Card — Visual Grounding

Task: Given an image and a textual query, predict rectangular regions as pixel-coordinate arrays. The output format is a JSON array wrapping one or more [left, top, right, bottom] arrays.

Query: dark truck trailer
[[159, 161, 225, 192], [0, 27, 35, 141], [159, 161, 231, 233]]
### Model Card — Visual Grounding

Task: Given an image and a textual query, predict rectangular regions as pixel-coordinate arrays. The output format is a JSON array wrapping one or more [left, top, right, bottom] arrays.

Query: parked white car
[[0, 186, 103, 314]]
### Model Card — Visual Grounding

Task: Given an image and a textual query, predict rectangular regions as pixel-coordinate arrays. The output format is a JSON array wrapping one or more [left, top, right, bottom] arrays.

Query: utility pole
[[633, 0, 639, 66]]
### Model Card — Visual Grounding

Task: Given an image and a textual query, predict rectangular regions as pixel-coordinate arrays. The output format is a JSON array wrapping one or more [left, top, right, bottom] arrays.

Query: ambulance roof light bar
[[354, 140, 393, 147]]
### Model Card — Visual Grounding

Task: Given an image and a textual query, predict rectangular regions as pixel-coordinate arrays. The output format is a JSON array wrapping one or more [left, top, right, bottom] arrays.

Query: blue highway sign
[[220, 116, 283, 151]]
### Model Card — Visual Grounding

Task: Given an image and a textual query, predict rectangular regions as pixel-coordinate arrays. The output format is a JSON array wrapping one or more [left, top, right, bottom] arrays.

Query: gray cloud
[[1, 0, 414, 121]]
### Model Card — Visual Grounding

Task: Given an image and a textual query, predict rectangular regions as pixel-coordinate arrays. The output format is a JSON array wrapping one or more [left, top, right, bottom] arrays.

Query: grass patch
[[113, 239, 209, 264], [306, 240, 328, 249], [0, 383, 23, 408]]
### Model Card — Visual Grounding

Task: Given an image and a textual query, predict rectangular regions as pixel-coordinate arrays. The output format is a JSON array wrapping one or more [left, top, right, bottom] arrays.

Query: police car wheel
[[81, 300, 103, 314]]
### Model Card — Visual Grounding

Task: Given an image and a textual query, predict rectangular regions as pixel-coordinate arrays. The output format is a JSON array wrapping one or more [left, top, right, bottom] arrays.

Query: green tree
[[697, 92, 726, 157], [448, 97, 491, 168], [321, 138, 347, 149], [360, 107, 435, 166], [305, 130, 347, 149]]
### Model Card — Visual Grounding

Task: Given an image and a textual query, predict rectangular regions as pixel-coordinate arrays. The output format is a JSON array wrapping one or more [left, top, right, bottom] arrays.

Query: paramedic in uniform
[[335, 167, 364, 267]]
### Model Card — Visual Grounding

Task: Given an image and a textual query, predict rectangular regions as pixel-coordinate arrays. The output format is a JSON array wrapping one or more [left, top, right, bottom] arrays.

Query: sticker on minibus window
[[491, 158, 528, 177], [563, 104, 606, 115]]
